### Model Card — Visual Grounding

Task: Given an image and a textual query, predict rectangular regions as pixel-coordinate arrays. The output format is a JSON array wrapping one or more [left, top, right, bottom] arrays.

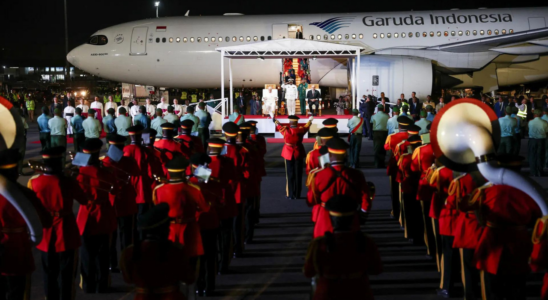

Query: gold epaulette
[[395, 140, 407, 156], [305, 150, 313, 166], [467, 183, 493, 221], [152, 183, 165, 205], [384, 134, 392, 148], [448, 173, 467, 197], [306, 167, 321, 188], [411, 145, 423, 161], [429, 166, 445, 186], [532, 215, 548, 244], [397, 153, 408, 167], [27, 174, 41, 190]]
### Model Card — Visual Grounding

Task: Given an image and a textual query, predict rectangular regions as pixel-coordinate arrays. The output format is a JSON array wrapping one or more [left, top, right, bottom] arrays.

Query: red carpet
[[225, 114, 350, 120], [30, 132, 107, 145], [267, 138, 316, 144]]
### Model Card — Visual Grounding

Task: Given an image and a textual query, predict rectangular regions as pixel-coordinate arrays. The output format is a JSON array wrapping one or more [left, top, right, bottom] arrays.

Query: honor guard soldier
[[274, 115, 312, 199], [248, 120, 267, 223], [142, 128, 167, 182], [458, 155, 541, 299], [123, 125, 154, 217], [120, 203, 194, 300], [498, 106, 518, 154], [446, 169, 486, 300], [0, 149, 51, 300], [205, 138, 238, 274], [152, 156, 210, 258], [188, 153, 220, 296], [176, 119, 204, 156], [397, 134, 424, 244], [370, 104, 389, 168], [28, 147, 88, 300], [228, 104, 246, 125], [153, 123, 186, 161], [222, 122, 249, 258], [347, 109, 365, 168], [306, 128, 336, 176], [313, 118, 339, 150], [76, 138, 118, 293], [303, 195, 382, 300], [103, 135, 139, 273], [384, 116, 413, 220], [307, 138, 372, 238]]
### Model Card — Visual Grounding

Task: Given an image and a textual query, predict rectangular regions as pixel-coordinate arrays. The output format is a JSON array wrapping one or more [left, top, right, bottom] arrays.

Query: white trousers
[[286, 98, 296, 116], [264, 101, 276, 116], [65, 116, 73, 135]]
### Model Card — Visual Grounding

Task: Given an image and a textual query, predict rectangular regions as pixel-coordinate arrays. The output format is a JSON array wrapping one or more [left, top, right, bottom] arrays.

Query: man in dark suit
[[359, 95, 376, 140], [379, 92, 390, 104], [50, 96, 64, 116], [306, 86, 321, 116], [295, 28, 303, 39], [494, 96, 507, 118], [409, 97, 421, 120], [236, 93, 246, 115]]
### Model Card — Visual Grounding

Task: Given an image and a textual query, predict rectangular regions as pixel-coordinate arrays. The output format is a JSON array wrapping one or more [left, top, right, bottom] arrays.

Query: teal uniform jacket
[[528, 117, 548, 139], [348, 116, 365, 133], [82, 117, 102, 138], [114, 115, 132, 136], [371, 112, 389, 131], [415, 118, 431, 135], [151, 116, 167, 137], [48, 116, 67, 136], [228, 112, 245, 125], [387, 115, 399, 135], [180, 114, 199, 133], [499, 115, 517, 137]]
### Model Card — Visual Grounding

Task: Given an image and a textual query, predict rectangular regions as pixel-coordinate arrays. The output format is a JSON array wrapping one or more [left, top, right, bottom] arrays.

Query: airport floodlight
[[155, 1, 160, 6]]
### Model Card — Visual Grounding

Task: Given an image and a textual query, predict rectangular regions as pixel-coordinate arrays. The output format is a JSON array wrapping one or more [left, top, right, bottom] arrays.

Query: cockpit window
[[88, 35, 108, 45]]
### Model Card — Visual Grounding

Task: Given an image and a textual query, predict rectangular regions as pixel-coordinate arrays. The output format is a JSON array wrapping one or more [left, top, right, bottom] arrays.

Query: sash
[[82, 113, 88, 118], [351, 118, 363, 134], [65, 113, 74, 117], [174, 110, 180, 115], [234, 114, 242, 124]]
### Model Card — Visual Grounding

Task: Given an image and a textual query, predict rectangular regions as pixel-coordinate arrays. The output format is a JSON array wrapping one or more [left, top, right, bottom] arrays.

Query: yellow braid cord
[[397, 155, 406, 167], [411, 145, 423, 166], [152, 184, 165, 205], [385, 134, 393, 149], [532, 215, 548, 244]]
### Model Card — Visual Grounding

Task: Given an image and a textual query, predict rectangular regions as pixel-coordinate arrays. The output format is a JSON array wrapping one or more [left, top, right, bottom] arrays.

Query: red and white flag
[[156, 26, 167, 32]]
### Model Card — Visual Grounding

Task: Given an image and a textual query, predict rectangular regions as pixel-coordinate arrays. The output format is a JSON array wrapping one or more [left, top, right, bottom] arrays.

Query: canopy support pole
[[229, 58, 233, 114], [352, 57, 356, 109], [221, 50, 225, 115], [356, 50, 360, 110]]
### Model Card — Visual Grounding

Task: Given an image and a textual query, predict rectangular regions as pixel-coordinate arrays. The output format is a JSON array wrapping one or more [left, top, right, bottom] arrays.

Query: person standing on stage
[[104, 96, 118, 119], [63, 101, 76, 138], [283, 79, 298, 116], [28, 146, 87, 300], [274, 115, 313, 199], [172, 99, 184, 119], [347, 109, 364, 168], [298, 80, 309, 116], [90, 96, 104, 125], [83, 109, 102, 140], [129, 99, 140, 120], [263, 87, 278, 117], [156, 97, 170, 116], [370, 104, 389, 168], [144, 98, 156, 119], [76, 98, 89, 118], [307, 85, 321, 116]]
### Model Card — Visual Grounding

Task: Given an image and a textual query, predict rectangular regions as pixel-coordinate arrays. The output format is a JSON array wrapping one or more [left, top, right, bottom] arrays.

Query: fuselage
[[67, 7, 548, 88]]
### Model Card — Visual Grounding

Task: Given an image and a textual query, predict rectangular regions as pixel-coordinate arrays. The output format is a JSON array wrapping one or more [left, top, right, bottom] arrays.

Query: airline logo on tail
[[309, 17, 356, 34]]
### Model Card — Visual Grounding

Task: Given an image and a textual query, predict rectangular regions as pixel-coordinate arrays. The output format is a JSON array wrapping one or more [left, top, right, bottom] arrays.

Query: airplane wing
[[426, 27, 548, 53]]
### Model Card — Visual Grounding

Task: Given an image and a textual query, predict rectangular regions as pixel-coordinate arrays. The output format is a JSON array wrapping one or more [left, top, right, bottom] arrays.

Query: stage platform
[[223, 114, 352, 134]]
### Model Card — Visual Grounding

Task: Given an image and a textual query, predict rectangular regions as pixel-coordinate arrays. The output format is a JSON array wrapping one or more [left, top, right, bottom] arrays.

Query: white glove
[[309, 115, 314, 121], [269, 112, 274, 119]]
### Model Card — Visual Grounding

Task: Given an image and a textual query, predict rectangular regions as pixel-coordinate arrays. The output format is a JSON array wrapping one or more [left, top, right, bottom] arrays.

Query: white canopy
[[215, 38, 362, 59], [216, 39, 362, 112]]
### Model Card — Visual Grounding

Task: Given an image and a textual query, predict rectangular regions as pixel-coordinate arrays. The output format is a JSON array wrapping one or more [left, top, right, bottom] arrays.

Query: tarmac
[[17, 120, 545, 300]]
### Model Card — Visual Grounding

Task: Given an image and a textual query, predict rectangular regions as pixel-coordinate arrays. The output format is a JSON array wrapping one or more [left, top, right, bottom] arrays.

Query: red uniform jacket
[[28, 174, 87, 252], [102, 156, 139, 217], [120, 240, 193, 300], [394, 141, 411, 183], [188, 175, 221, 231], [305, 148, 322, 175], [461, 184, 541, 275], [531, 217, 548, 299], [448, 174, 483, 249], [176, 134, 204, 156], [124, 144, 154, 204], [307, 165, 371, 238], [244, 141, 262, 198], [428, 167, 455, 227], [209, 155, 238, 220], [153, 182, 210, 257], [398, 153, 419, 194], [154, 139, 186, 161], [276, 122, 311, 160], [303, 232, 383, 300], [410, 144, 436, 202], [384, 132, 408, 177], [76, 165, 117, 235], [224, 143, 249, 204]]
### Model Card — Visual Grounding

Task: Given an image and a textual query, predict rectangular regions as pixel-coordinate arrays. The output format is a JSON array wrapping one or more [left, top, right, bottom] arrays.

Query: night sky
[[0, 0, 543, 65]]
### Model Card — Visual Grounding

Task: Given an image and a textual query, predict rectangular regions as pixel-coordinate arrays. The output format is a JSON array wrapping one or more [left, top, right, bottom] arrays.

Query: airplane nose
[[66, 45, 82, 67]]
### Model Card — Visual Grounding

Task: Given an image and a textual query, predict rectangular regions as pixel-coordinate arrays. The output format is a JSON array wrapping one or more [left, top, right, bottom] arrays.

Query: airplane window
[[162, 37, 166, 43], [204, 37, 209, 42], [156, 38, 160, 43], [253, 36, 258, 41], [169, 37, 173, 43], [422, 32, 427, 37], [394, 33, 399, 38], [317, 35, 321, 40], [217, 37, 221, 43], [473, 30, 477, 36], [183, 37, 188, 42], [465, 30, 470, 36], [451, 31, 455, 36], [487, 30, 492, 35], [267, 36, 272, 40], [197, 37, 201, 43], [330, 34, 335, 40], [480, 30, 484, 35], [233, 36, 237, 42], [98, 36, 107, 45], [309, 35, 314, 40], [437, 31, 441, 37], [430, 31, 434, 37], [246, 36, 251, 41], [387, 33, 391, 38], [380, 33, 384, 39], [89, 36, 99, 45], [444, 31, 448, 37], [416, 32, 420, 37], [359, 34, 363, 39], [509, 29, 514, 33], [239, 36, 244, 42], [176, 37, 181, 43], [226, 37, 229, 42], [324, 34, 328, 40], [190, 37, 195, 43], [402, 32, 406, 38], [337, 34, 342, 40], [88, 35, 109, 45], [502, 29, 506, 34], [494, 29, 499, 35], [212, 37, 216, 42], [261, 36, 265, 41], [408, 32, 413, 37], [373, 33, 377, 39], [352, 34, 356, 39], [345, 34, 349, 39], [458, 31, 463, 36]]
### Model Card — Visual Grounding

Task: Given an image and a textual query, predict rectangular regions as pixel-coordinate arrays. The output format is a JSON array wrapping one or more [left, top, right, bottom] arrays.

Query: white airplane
[[67, 7, 548, 98]]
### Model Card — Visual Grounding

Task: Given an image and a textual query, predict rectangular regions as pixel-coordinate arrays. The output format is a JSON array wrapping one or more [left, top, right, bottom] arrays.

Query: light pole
[[64, 0, 70, 82], [155, 2, 160, 18]]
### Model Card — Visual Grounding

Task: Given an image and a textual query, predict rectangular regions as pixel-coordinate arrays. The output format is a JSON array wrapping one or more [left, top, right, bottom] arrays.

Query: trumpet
[[153, 173, 168, 183]]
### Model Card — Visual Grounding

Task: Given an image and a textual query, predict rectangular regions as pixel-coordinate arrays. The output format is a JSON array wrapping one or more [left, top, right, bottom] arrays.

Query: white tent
[[215, 39, 362, 112]]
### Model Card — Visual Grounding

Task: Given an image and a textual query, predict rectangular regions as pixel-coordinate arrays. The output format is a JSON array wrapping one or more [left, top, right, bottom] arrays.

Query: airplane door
[[272, 24, 288, 39], [529, 17, 546, 30], [130, 27, 148, 56]]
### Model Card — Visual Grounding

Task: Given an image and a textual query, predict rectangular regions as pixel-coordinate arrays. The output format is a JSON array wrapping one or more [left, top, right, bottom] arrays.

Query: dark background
[[0, 0, 543, 64]]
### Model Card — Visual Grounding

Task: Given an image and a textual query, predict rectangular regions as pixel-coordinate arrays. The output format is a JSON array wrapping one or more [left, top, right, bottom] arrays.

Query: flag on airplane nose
[[156, 26, 167, 32]]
